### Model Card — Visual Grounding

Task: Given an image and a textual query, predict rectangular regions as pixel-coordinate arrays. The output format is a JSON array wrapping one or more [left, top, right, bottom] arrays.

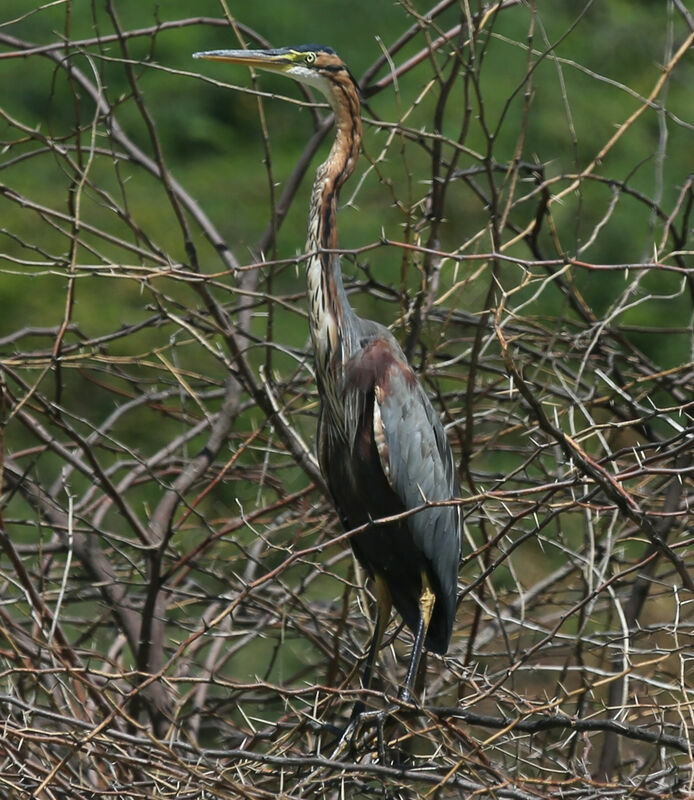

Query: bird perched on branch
[[193, 43, 461, 710]]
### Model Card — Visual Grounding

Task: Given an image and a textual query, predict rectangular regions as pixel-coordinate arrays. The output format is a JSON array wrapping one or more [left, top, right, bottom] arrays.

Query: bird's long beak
[[192, 49, 291, 73]]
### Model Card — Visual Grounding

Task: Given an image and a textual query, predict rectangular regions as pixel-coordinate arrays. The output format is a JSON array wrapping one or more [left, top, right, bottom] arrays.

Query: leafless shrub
[[1, 2, 693, 798]]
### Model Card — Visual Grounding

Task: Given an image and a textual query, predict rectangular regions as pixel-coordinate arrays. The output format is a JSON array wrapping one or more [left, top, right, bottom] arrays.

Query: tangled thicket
[[1, 1, 693, 798]]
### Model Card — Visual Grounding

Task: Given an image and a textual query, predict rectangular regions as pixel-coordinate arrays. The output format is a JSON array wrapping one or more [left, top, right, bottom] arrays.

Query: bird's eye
[[304, 52, 316, 64]]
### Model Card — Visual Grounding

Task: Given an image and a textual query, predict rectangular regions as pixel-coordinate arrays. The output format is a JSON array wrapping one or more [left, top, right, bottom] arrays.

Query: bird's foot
[[323, 700, 365, 759], [325, 700, 401, 762]]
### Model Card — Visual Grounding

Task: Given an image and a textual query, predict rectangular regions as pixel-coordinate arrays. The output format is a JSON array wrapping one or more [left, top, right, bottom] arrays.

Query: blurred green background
[[3, 0, 691, 328], [1, 0, 692, 740]]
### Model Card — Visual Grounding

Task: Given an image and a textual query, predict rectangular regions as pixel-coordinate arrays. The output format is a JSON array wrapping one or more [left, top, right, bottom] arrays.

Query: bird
[[193, 44, 462, 710]]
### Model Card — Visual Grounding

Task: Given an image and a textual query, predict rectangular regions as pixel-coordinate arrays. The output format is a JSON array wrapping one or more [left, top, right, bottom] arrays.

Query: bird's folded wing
[[373, 362, 461, 574]]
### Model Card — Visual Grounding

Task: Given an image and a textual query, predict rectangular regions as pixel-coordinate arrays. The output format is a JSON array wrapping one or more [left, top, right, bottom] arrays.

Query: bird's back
[[319, 322, 461, 654]]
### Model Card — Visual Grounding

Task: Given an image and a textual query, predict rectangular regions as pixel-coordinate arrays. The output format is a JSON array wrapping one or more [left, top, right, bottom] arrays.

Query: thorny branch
[[1, 2, 692, 798]]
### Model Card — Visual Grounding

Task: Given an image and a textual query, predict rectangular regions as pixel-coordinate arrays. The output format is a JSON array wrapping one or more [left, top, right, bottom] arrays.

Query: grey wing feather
[[375, 364, 461, 623]]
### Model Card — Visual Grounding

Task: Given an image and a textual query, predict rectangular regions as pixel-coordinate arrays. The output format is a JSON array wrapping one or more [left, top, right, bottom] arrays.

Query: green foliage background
[[3, 1, 691, 353], [1, 2, 693, 797]]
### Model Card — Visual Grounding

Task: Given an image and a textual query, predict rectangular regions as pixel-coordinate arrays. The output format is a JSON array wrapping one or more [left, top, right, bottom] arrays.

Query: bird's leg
[[351, 573, 392, 722], [330, 574, 392, 756], [399, 572, 435, 704]]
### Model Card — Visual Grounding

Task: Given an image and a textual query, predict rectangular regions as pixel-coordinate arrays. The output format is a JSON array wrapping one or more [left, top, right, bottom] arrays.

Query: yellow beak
[[192, 49, 291, 72]]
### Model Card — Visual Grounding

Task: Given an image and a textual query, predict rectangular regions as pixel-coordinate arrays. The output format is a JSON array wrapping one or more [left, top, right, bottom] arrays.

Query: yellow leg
[[331, 576, 392, 754], [347, 572, 392, 727], [419, 573, 436, 630], [401, 571, 435, 703], [361, 573, 392, 692]]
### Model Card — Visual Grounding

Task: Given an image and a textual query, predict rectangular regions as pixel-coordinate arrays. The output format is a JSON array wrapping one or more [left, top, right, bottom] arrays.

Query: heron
[[193, 44, 461, 712]]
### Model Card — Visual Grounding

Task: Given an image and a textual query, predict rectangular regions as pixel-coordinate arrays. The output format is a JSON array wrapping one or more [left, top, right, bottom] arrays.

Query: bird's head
[[193, 44, 358, 109]]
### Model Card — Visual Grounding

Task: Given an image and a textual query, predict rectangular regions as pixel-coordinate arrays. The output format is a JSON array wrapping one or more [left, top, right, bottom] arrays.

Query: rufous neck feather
[[305, 76, 362, 376]]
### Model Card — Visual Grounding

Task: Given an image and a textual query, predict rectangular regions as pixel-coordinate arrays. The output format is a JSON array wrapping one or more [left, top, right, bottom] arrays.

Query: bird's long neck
[[306, 82, 362, 385]]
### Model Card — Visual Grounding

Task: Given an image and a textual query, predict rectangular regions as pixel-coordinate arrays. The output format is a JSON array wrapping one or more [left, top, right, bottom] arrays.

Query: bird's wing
[[373, 361, 461, 587]]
